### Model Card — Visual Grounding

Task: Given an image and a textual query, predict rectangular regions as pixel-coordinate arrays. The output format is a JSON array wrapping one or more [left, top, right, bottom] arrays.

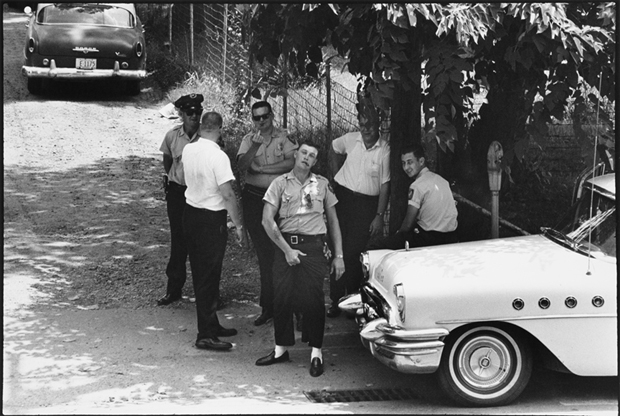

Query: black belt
[[282, 233, 325, 245], [168, 181, 187, 190], [243, 184, 268, 198], [336, 184, 378, 201]]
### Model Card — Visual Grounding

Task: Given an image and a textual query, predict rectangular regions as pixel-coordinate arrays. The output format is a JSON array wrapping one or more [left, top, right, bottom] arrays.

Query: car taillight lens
[[135, 42, 143, 57], [394, 283, 406, 323], [28, 37, 35, 53]]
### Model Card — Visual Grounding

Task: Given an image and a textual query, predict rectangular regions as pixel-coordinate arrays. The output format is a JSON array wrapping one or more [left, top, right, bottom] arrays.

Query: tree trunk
[[388, 75, 421, 234]]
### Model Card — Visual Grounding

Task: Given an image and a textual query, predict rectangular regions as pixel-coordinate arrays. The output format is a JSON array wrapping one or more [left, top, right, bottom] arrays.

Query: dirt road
[[4, 7, 412, 414]]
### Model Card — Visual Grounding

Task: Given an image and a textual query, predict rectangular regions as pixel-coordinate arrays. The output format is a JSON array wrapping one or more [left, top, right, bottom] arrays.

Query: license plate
[[75, 58, 96, 70]]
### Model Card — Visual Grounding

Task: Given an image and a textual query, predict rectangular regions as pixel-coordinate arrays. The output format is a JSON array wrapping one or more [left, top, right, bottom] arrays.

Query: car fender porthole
[[512, 298, 524, 311], [592, 296, 604, 308], [538, 297, 550, 309], [564, 296, 577, 308]]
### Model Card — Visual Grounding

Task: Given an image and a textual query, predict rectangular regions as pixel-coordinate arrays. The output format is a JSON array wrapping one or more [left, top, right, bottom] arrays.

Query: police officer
[[371, 144, 458, 249], [255, 142, 345, 377], [182, 111, 246, 351], [236, 101, 299, 326], [157, 93, 203, 306]]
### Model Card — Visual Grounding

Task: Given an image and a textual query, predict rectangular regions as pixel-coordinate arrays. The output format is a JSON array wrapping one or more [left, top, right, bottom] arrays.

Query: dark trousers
[[242, 185, 275, 313], [272, 235, 328, 348], [165, 182, 188, 297], [369, 227, 458, 250], [330, 185, 378, 304], [182, 204, 228, 340]]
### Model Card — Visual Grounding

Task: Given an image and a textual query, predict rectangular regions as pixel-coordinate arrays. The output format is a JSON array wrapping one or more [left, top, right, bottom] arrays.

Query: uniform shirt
[[332, 131, 390, 196], [182, 138, 236, 211], [263, 172, 338, 235], [237, 126, 298, 189], [159, 124, 199, 185], [408, 167, 458, 233]]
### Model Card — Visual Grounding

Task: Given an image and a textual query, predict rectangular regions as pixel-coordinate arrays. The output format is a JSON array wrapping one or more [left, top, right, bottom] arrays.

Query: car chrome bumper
[[22, 62, 146, 80], [358, 317, 447, 374]]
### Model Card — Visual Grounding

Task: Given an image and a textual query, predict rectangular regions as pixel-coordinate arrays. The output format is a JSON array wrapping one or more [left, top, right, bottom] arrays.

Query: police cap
[[174, 93, 204, 111]]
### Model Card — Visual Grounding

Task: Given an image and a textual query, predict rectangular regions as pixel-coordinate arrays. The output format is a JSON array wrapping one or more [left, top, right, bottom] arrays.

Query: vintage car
[[22, 3, 146, 95], [340, 173, 616, 407]]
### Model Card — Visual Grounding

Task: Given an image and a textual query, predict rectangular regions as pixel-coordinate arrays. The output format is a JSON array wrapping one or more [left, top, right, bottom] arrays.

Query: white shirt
[[332, 131, 390, 196], [182, 138, 236, 210], [408, 167, 458, 233]]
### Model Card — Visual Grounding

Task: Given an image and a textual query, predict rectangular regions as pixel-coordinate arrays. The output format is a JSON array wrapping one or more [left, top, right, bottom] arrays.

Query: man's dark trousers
[[182, 205, 227, 339], [272, 237, 328, 348], [330, 185, 378, 305], [165, 182, 188, 298], [242, 185, 275, 314]]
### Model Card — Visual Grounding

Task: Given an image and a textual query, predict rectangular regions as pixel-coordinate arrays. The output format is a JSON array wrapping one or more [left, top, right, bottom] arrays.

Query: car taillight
[[135, 42, 143, 58], [393, 283, 406, 323], [28, 37, 36, 53]]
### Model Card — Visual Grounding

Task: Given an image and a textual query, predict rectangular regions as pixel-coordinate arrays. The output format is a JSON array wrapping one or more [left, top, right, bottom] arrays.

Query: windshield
[[550, 188, 616, 257], [37, 4, 135, 28]]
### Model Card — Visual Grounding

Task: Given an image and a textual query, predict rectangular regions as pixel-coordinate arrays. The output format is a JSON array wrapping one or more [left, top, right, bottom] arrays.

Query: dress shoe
[[309, 357, 324, 377], [195, 337, 232, 351], [326, 304, 341, 318], [255, 350, 289, 366], [157, 293, 181, 306], [254, 310, 273, 326], [217, 326, 237, 337]]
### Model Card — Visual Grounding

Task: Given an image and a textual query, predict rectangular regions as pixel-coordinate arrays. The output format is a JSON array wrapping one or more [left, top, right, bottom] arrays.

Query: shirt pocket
[[370, 161, 380, 178], [280, 192, 294, 216]]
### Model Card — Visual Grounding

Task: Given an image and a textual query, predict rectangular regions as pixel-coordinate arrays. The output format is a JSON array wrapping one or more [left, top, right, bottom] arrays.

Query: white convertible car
[[340, 173, 616, 407]]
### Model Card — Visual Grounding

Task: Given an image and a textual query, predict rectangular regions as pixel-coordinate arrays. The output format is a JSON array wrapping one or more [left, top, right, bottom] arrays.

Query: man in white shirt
[[327, 109, 390, 317], [371, 143, 458, 249], [182, 112, 246, 351]]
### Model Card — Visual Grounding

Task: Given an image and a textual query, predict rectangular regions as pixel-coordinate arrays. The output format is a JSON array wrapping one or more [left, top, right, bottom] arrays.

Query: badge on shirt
[[408, 188, 414, 200]]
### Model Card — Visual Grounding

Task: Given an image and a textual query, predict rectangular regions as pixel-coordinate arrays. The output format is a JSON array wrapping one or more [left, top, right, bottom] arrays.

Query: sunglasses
[[252, 113, 271, 122], [184, 108, 203, 116]]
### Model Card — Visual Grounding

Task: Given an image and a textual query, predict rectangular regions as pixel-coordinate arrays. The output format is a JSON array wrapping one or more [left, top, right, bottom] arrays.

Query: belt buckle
[[291, 235, 298, 245]]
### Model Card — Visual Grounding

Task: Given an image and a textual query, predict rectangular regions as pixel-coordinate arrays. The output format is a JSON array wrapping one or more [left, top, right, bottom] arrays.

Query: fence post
[[326, 62, 332, 141], [283, 73, 288, 129], [222, 4, 228, 84], [168, 4, 173, 52], [189, 4, 194, 67]]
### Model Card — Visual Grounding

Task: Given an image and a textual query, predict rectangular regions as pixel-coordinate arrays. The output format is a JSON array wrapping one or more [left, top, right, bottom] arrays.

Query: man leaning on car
[[370, 143, 458, 250]]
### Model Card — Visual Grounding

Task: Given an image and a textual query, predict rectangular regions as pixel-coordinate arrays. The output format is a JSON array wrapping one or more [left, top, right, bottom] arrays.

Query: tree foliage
[[244, 3, 615, 183]]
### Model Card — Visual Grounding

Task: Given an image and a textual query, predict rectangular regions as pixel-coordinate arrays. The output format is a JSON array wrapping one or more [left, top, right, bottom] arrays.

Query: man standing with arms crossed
[[158, 94, 203, 306], [237, 101, 299, 326], [255, 142, 345, 376], [327, 107, 390, 317], [182, 111, 246, 351]]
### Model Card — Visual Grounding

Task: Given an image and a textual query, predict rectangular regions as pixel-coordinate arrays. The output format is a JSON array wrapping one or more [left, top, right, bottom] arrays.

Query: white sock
[[274, 345, 287, 358], [311, 347, 322, 362]]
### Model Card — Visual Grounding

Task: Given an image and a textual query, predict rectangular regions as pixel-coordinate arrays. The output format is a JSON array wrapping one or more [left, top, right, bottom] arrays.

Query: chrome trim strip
[[437, 313, 616, 325]]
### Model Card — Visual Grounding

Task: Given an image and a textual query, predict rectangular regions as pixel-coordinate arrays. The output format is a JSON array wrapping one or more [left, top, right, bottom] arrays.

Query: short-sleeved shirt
[[236, 126, 298, 189], [263, 172, 338, 235], [408, 167, 458, 233], [159, 124, 199, 185], [332, 131, 390, 196], [182, 138, 236, 211]]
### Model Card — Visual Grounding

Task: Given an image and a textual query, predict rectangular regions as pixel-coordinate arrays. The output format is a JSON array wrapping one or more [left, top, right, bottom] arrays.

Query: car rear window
[[37, 4, 135, 28]]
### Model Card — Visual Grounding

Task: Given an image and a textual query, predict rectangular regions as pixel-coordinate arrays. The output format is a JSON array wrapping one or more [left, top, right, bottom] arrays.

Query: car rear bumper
[[22, 62, 146, 80], [358, 317, 447, 374]]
